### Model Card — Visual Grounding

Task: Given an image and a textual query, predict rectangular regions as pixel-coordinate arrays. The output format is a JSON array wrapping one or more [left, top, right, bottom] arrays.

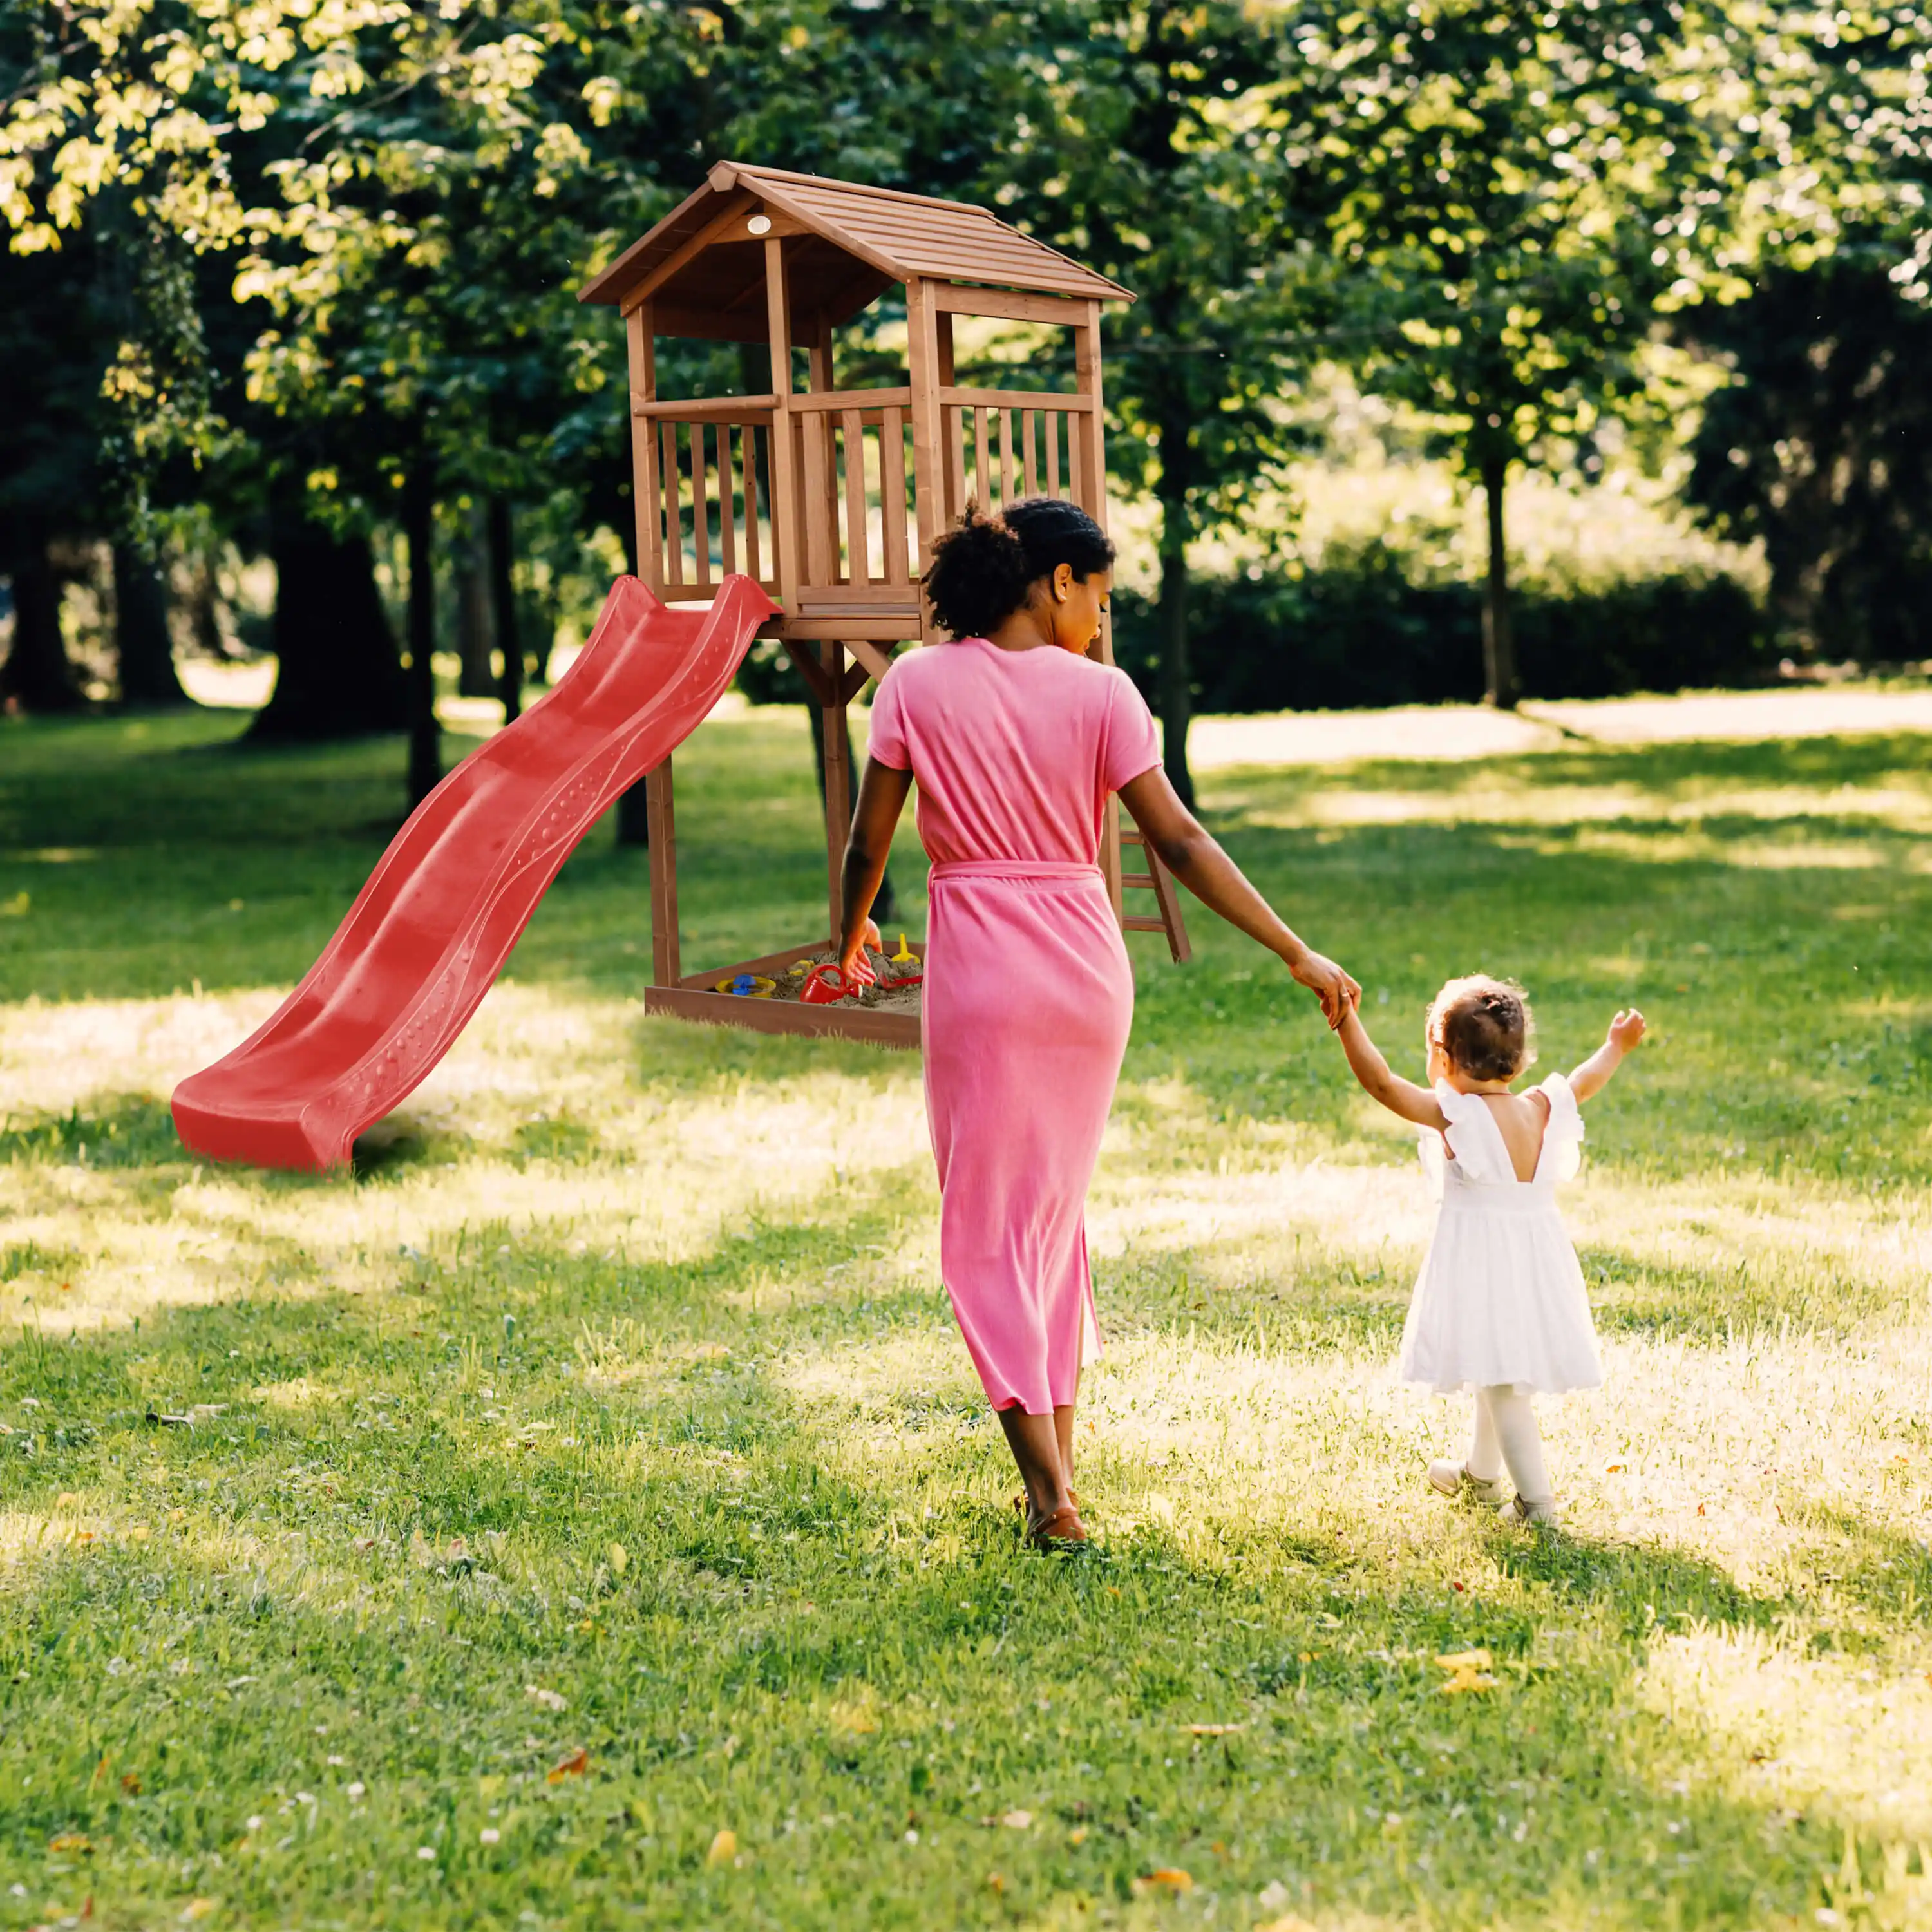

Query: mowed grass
[[1, 698, 1929, 1931]]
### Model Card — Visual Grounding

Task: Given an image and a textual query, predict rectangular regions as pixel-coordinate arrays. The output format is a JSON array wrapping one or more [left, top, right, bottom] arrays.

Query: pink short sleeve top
[[865, 638, 1160, 867]]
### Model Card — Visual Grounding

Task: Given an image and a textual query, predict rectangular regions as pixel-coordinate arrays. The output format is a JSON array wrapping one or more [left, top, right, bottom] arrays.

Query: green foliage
[[1112, 558, 1769, 712], [1686, 260, 1932, 663]]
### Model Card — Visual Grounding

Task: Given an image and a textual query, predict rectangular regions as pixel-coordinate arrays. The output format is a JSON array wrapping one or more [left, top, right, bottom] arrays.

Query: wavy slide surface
[[173, 575, 776, 1171]]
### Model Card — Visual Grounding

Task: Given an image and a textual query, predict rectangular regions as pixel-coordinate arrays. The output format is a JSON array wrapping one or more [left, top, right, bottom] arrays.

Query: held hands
[[1607, 1007, 1647, 1054], [1289, 949, 1362, 1030], [838, 919, 884, 989]]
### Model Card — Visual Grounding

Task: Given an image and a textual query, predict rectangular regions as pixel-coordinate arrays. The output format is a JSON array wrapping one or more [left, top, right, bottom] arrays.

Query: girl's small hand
[[1608, 1007, 1647, 1052], [839, 920, 883, 988], [1289, 949, 1362, 1030]]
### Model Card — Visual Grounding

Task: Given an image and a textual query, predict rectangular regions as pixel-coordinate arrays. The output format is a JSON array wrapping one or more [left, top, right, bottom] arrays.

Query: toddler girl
[[1334, 975, 1646, 1525]]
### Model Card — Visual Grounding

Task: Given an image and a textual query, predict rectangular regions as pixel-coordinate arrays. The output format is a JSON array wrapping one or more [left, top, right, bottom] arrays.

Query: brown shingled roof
[[578, 160, 1132, 330]]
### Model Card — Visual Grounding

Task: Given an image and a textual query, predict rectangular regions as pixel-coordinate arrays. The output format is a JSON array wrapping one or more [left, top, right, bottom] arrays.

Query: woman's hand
[[839, 919, 882, 988], [1287, 948, 1361, 1030]]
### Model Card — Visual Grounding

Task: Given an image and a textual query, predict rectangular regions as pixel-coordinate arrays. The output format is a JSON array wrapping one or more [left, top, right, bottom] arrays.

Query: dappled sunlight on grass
[[5, 706, 1932, 1926]]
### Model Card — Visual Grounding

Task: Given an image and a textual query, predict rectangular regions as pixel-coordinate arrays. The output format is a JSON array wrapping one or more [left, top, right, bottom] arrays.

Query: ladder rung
[[1122, 916, 1168, 932], [1122, 872, 1156, 889]]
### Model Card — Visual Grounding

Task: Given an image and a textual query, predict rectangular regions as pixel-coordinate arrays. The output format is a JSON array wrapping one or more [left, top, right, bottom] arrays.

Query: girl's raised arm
[[1568, 1009, 1647, 1103], [1336, 1002, 1448, 1130]]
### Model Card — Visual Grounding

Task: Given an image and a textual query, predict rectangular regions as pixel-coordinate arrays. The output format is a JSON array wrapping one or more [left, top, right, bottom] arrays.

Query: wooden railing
[[636, 396, 780, 599], [940, 389, 1093, 524], [634, 384, 1095, 609]]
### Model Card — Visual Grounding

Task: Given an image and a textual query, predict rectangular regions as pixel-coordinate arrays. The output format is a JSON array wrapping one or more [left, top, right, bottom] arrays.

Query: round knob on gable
[[747, 214, 773, 236]]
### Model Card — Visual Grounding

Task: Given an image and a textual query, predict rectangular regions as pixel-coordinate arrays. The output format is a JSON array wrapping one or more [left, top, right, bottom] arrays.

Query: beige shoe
[[1501, 1493, 1560, 1528], [1428, 1460, 1510, 1506]]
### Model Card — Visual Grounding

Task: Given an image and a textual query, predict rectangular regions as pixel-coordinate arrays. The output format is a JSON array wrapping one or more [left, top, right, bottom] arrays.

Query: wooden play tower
[[580, 160, 1190, 1045]]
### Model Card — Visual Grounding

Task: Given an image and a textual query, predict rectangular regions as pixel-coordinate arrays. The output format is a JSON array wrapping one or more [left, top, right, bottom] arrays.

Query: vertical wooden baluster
[[842, 409, 868, 585], [880, 406, 907, 584], [661, 420, 683, 587], [1023, 410, 1039, 497], [804, 317, 837, 587], [972, 406, 989, 510], [1065, 407, 1082, 506], [692, 421, 712, 587], [947, 404, 967, 524], [719, 424, 738, 580], [1045, 408, 1062, 498], [1000, 408, 1016, 507]]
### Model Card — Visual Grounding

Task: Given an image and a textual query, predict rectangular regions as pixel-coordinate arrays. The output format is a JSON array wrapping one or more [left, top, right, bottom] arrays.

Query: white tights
[[1466, 1385, 1553, 1508]]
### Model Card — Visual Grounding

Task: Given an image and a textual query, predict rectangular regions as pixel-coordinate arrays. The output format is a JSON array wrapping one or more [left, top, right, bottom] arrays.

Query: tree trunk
[[1155, 420, 1195, 808], [1480, 451, 1520, 710], [251, 502, 408, 741], [810, 702, 895, 923], [489, 495, 522, 725], [455, 503, 495, 699], [1, 538, 82, 712], [404, 472, 442, 808], [113, 542, 191, 708]]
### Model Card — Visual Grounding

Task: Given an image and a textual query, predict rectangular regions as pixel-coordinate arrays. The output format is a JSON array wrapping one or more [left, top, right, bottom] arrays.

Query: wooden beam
[[625, 305, 661, 588], [646, 759, 679, 986], [634, 393, 780, 420], [644, 983, 921, 1050], [904, 276, 946, 643], [804, 316, 837, 591], [843, 638, 896, 683], [618, 191, 755, 314], [763, 235, 801, 612], [938, 386, 1090, 413], [1074, 296, 1122, 916], [931, 284, 1091, 325], [781, 637, 835, 706], [786, 386, 914, 415], [838, 659, 873, 706], [821, 641, 851, 940]]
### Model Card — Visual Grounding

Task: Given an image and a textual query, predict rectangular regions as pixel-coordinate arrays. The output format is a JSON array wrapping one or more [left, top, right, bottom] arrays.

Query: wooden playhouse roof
[[579, 160, 1132, 336]]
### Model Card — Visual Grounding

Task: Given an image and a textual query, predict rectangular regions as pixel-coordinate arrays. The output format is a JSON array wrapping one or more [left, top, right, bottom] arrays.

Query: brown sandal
[[1012, 1488, 1078, 1517], [1024, 1503, 1089, 1549]]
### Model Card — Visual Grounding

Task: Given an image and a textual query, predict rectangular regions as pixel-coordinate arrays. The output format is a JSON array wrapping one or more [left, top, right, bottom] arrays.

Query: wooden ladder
[[1119, 828, 1192, 963]]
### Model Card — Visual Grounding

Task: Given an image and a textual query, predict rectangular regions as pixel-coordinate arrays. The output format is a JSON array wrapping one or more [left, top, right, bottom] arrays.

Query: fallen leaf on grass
[[525, 1685, 567, 1712], [999, 1810, 1032, 1830], [1186, 1723, 1245, 1736], [706, 1828, 737, 1867], [1435, 1647, 1499, 1695], [178, 1900, 216, 1922], [1068, 1827, 1089, 1846], [547, 1749, 589, 1783], [1257, 1918, 1320, 1932], [120, 1774, 141, 1796], [1132, 1868, 1193, 1896], [607, 1542, 628, 1577], [48, 1833, 91, 1853], [983, 1872, 1005, 1894]]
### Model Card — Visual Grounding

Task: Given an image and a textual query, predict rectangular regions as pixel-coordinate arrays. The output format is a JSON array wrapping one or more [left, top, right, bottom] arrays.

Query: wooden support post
[[905, 277, 947, 642], [646, 758, 680, 985], [805, 316, 838, 587], [764, 236, 800, 612], [626, 304, 661, 588], [1074, 299, 1123, 916], [822, 640, 851, 942]]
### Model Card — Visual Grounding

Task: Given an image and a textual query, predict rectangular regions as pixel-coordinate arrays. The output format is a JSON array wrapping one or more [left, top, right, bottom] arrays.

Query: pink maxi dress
[[866, 638, 1161, 1415]]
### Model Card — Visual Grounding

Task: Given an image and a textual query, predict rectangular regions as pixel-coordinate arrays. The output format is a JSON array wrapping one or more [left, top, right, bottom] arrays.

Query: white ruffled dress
[[1397, 1072, 1603, 1396]]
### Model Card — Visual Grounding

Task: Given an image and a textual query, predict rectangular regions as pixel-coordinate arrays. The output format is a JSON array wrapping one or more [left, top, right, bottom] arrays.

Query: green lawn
[[1, 701, 1928, 1930]]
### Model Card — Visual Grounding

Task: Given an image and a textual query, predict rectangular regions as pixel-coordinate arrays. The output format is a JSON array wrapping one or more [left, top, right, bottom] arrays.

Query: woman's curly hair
[[1426, 974, 1537, 1083], [921, 498, 1115, 639]]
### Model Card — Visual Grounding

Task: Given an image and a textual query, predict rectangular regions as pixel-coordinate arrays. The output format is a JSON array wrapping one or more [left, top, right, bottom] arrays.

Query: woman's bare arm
[[1336, 1003, 1448, 1130], [837, 757, 914, 982], [1116, 766, 1360, 1027]]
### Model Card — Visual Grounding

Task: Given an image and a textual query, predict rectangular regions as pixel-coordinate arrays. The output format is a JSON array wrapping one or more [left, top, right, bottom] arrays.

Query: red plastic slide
[[172, 574, 777, 1171]]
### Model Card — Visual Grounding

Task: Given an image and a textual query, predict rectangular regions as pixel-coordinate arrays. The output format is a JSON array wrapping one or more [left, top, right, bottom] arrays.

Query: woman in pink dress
[[838, 501, 1358, 1547]]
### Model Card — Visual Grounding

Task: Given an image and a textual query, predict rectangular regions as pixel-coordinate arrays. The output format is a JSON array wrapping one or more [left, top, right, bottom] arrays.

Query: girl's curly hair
[[1427, 974, 1537, 1083], [921, 497, 1115, 639]]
